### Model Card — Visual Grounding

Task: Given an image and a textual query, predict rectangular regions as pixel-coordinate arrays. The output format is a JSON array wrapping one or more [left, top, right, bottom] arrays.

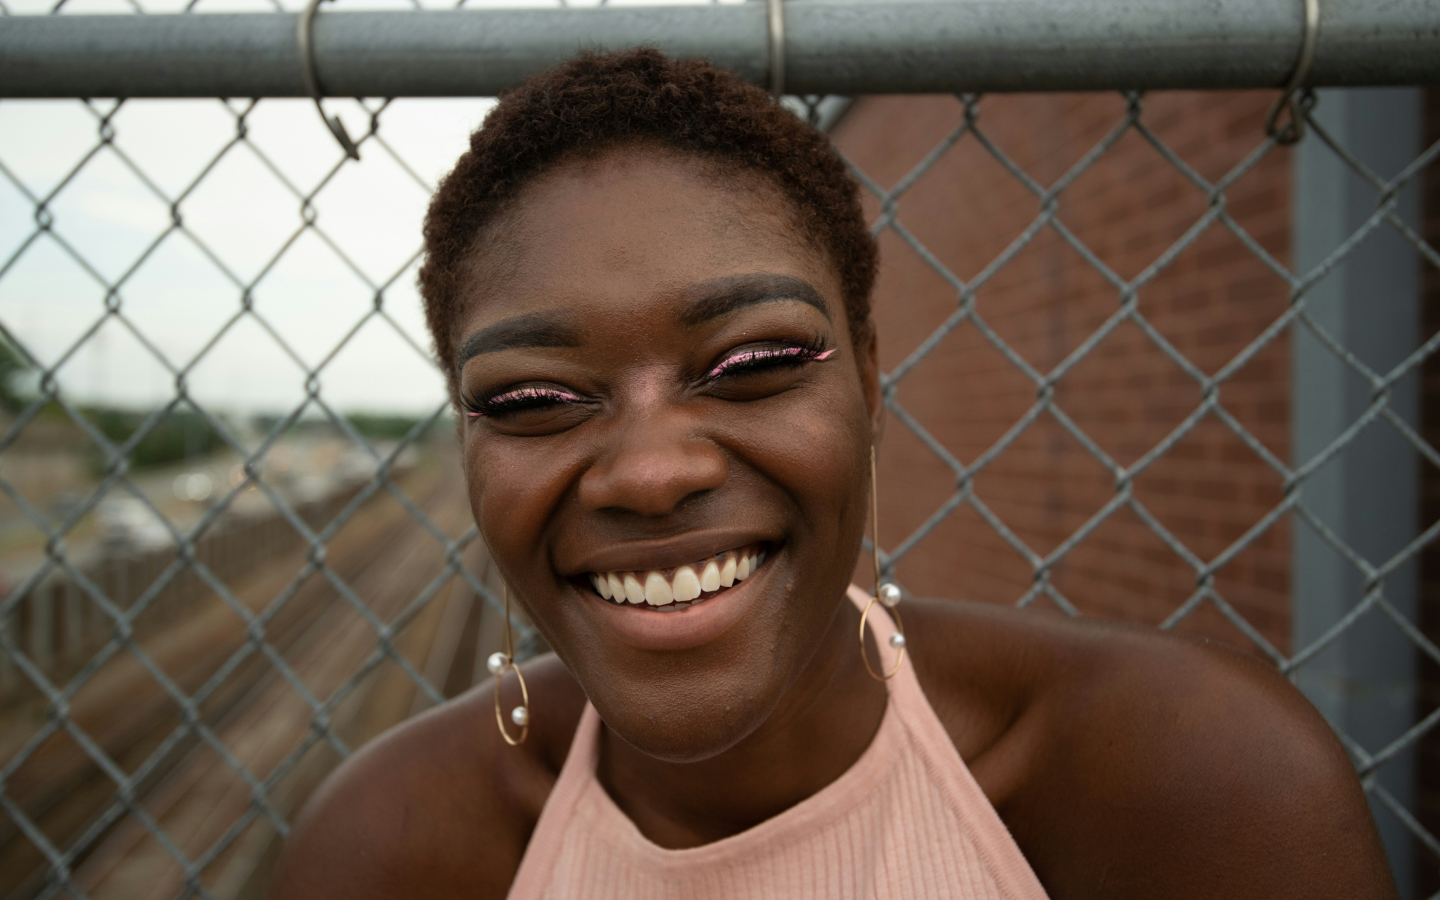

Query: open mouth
[[585, 543, 768, 613]]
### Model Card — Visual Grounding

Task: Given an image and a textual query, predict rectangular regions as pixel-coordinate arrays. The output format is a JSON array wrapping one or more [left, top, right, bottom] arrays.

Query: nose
[[579, 414, 728, 517]]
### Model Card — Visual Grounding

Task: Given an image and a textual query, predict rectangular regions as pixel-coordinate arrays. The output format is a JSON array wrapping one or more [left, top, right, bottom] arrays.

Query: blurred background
[[0, 0, 1437, 897]]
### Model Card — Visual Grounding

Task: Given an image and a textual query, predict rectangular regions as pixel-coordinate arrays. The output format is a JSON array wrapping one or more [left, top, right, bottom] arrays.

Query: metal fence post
[[1291, 87, 1425, 893]]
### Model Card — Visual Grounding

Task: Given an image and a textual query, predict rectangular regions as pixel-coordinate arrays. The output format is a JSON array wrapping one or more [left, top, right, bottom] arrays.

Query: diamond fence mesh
[[0, 4, 1436, 899]]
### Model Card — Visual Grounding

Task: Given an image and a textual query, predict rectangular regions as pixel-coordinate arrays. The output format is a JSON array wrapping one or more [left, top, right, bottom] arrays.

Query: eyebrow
[[454, 274, 829, 369], [454, 312, 583, 369], [677, 274, 831, 328]]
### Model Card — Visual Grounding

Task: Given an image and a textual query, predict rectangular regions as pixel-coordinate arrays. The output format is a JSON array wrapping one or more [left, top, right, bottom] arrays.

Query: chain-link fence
[[0, 2, 1437, 898]]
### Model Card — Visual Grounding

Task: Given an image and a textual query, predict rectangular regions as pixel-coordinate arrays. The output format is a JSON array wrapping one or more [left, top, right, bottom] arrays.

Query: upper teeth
[[588, 546, 766, 607]]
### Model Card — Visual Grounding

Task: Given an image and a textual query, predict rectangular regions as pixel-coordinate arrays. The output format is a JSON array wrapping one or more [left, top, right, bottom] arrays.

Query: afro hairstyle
[[418, 47, 878, 397]]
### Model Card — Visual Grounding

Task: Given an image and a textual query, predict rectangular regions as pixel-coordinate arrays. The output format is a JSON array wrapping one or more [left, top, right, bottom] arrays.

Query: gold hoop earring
[[487, 583, 530, 746], [860, 445, 906, 681]]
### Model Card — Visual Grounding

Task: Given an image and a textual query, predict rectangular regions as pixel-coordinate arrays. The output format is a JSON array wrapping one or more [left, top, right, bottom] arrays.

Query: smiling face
[[454, 146, 877, 761]]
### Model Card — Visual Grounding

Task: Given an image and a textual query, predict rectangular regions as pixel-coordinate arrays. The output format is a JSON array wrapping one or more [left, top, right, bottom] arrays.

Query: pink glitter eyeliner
[[468, 386, 583, 417], [708, 346, 835, 379]]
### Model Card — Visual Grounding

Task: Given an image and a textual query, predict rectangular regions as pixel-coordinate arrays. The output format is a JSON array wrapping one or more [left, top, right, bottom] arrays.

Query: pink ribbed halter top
[[507, 585, 1050, 900]]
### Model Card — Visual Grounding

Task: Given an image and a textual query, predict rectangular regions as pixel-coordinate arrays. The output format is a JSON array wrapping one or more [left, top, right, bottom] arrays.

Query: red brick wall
[[833, 92, 1293, 655]]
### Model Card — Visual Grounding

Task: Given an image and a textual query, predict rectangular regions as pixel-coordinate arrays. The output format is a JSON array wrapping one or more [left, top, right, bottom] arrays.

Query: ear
[[858, 323, 883, 444]]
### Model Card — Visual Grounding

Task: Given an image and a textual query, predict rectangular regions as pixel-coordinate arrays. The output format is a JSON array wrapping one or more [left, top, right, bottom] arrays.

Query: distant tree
[[0, 335, 35, 414], [251, 412, 437, 443], [345, 413, 430, 441], [83, 406, 223, 473], [0, 337, 226, 470]]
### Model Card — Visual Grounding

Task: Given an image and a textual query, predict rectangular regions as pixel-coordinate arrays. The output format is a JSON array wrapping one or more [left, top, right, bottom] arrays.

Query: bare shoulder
[[268, 654, 586, 900], [905, 599, 1396, 900]]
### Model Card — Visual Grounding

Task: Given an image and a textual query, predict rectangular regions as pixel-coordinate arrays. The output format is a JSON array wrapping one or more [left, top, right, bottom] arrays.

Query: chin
[[535, 554, 853, 763], [568, 610, 802, 763], [589, 673, 784, 764]]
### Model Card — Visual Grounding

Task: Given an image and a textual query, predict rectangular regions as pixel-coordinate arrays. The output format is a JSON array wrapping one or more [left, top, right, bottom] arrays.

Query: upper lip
[[562, 527, 776, 576]]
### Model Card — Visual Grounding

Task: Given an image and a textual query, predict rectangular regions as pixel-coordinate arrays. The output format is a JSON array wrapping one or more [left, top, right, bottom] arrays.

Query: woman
[[271, 50, 1394, 899]]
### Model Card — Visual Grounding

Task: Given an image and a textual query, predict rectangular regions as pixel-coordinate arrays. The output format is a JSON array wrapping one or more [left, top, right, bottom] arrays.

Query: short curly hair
[[418, 47, 878, 396]]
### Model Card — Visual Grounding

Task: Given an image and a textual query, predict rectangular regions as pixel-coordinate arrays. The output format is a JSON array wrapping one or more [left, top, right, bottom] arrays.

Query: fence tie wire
[[1264, 0, 1319, 145], [298, 0, 361, 161]]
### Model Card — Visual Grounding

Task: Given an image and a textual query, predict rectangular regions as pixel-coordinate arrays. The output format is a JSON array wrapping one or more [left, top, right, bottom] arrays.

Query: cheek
[[463, 433, 571, 578], [776, 405, 860, 479], [749, 384, 872, 523]]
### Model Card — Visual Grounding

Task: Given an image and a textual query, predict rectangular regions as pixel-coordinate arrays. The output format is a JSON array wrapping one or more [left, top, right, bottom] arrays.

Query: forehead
[[455, 148, 840, 329]]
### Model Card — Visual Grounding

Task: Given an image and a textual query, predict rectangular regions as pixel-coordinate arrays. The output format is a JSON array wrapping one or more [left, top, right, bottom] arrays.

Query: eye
[[464, 384, 584, 419], [705, 336, 835, 381], [700, 335, 838, 403]]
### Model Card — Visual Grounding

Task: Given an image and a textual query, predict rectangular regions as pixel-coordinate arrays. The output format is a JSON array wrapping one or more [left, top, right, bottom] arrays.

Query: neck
[[597, 591, 889, 849]]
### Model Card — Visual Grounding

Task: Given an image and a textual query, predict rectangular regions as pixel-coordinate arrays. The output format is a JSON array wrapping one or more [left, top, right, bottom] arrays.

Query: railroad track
[[0, 460, 494, 900]]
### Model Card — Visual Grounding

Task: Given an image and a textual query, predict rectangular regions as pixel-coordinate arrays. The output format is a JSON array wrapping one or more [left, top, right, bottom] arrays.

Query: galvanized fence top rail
[[0, 1, 1438, 898], [3, 0, 1440, 98]]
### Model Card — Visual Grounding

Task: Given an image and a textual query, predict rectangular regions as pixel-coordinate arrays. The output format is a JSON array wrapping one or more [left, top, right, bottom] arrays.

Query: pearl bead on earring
[[878, 582, 902, 608], [860, 447, 909, 681], [491, 585, 530, 746]]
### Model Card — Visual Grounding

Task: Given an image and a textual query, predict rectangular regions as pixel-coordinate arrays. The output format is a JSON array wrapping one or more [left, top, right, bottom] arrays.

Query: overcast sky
[[0, 0, 725, 418]]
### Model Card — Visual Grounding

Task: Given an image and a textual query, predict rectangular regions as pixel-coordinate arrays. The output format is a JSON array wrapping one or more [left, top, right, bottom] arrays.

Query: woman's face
[[454, 146, 877, 762]]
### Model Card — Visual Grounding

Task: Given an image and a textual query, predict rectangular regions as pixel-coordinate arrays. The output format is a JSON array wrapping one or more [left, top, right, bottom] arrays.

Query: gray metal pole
[[0, 0, 1438, 99], [1291, 87, 1424, 895]]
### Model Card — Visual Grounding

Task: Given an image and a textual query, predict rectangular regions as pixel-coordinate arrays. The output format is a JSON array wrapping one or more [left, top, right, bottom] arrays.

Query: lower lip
[[583, 563, 769, 652]]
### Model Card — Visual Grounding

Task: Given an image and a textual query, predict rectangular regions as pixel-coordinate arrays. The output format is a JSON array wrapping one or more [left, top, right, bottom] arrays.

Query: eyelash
[[465, 386, 583, 418], [705, 337, 835, 378], [464, 337, 835, 418]]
